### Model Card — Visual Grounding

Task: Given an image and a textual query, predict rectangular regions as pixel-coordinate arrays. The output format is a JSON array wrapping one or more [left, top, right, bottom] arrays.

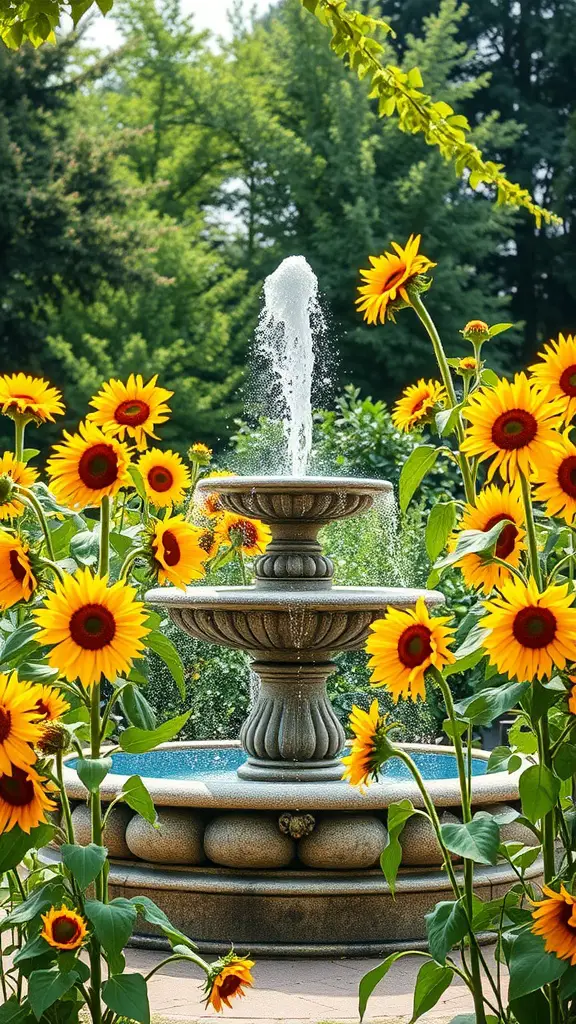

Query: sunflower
[[30, 684, 70, 723], [481, 577, 576, 683], [205, 954, 255, 1013], [0, 453, 38, 520], [0, 765, 56, 834], [197, 527, 219, 560], [41, 905, 88, 951], [341, 700, 394, 788], [366, 597, 455, 702], [461, 373, 564, 482], [88, 374, 173, 450], [0, 673, 44, 774], [33, 568, 149, 688], [356, 235, 436, 325], [461, 320, 490, 342], [138, 449, 190, 508], [216, 513, 271, 556], [532, 432, 576, 525], [532, 885, 576, 965], [188, 443, 212, 467], [450, 484, 526, 594], [0, 532, 37, 611], [151, 516, 207, 589], [0, 374, 64, 424], [198, 470, 237, 518], [457, 357, 478, 373], [392, 379, 445, 433], [529, 333, 576, 424], [47, 421, 132, 510], [569, 682, 576, 716]]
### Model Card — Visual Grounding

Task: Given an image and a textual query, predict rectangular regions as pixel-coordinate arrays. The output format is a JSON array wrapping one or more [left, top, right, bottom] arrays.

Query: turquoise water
[[72, 747, 487, 782]]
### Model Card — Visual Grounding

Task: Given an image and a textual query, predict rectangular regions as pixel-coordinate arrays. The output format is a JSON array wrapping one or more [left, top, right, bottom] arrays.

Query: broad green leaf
[[121, 684, 157, 730], [0, 823, 54, 873], [410, 960, 453, 1022], [0, 996, 35, 1024], [28, 969, 79, 1019], [120, 711, 191, 754], [519, 763, 560, 823], [509, 990, 551, 1024], [441, 818, 499, 865], [488, 322, 513, 338], [129, 895, 193, 948], [559, 965, 576, 999], [102, 973, 150, 1024], [435, 520, 509, 570], [507, 926, 567, 999], [359, 951, 428, 1022], [480, 368, 501, 387], [487, 746, 521, 774], [425, 900, 468, 965], [61, 843, 108, 890], [128, 464, 147, 499], [2, 881, 65, 929], [70, 529, 99, 567], [1, 621, 39, 663], [380, 799, 415, 897], [453, 623, 490, 660], [121, 776, 158, 826], [13, 935, 52, 965], [425, 502, 457, 563], [146, 631, 185, 698], [84, 898, 137, 957], [554, 742, 576, 780], [443, 649, 484, 678], [75, 756, 112, 793], [399, 446, 439, 513], [453, 682, 528, 726], [435, 406, 462, 438], [17, 662, 59, 683], [508, 718, 538, 755]]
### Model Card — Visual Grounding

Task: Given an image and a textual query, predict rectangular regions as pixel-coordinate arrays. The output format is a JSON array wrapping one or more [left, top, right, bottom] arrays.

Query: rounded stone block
[[126, 809, 205, 865], [204, 813, 295, 869], [478, 804, 539, 846], [399, 811, 459, 866], [298, 813, 387, 870], [71, 803, 132, 859]]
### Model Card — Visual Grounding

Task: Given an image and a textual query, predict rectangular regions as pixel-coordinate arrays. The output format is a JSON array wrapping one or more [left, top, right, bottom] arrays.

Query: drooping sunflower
[[88, 374, 173, 450], [366, 597, 455, 702], [0, 532, 37, 611], [198, 470, 237, 518], [481, 577, 576, 683], [341, 700, 393, 788], [569, 681, 576, 716], [529, 333, 576, 424], [151, 516, 207, 589], [33, 568, 149, 688], [41, 905, 88, 951], [532, 432, 576, 525], [138, 449, 191, 509], [451, 484, 526, 594], [0, 673, 44, 774], [216, 512, 271, 556], [205, 954, 255, 1013], [532, 885, 576, 965], [0, 453, 38, 520], [0, 765, 56, 834], [30, 684, 70, 723], [197, 527, 219, 560], [47, 421, 132, 510], [392, 379, 445, 433], [356, 235, 436, 325], [0, 374, 65, 424], [461, 373, 564, 482]]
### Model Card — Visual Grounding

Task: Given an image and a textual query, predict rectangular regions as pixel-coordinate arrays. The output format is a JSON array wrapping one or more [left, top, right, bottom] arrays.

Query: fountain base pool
[[52, 740, 541, 956]]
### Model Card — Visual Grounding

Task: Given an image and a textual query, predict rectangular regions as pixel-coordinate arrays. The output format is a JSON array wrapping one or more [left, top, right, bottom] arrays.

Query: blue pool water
[[72, 747, 487, 782]]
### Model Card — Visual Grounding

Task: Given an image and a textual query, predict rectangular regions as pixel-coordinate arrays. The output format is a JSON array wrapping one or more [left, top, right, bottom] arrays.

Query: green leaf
[[453, 682, 528, 726], [3, 881, 65, 929], [0, 996, 35, 1024], [425, 900, 468, 965], [519, 763, 560, 823], [129, 895, 193, 948], [121, 684, 157, 730], [1, 621, 39, 664], [75, 756, 112, 793], [380, 799, 415, 897], [120, 711, 191, 754], [128, 464, 147, 500], [0, 823, 54, 873], [359, 951, 428, 1022], [435, 520, 509, 570], [28, 969, 79, 1019], [70, 529, 100, 567], [554, 742, 576, 781], [453, 623, 490, 660], [399, 446, 439, 513], [435, 406, 461, 437], [410, 960, 453, 1022], [61, 843, 108, 890], [425, 502, 457, 563], [443, 649, 484, 678], [102, 973, 150, 1024], [146, 631, 185, 698], [509, 990, 551, 1024], [121, 776, 158, 826], [13, 935, 52, 965], [441, 818, 500, 865], [17, 662, 59, 684], [84, 898, 137, 957], [487, 746, 522, 775], [507, 927, 567, 999], [488, 322, 514, 338]]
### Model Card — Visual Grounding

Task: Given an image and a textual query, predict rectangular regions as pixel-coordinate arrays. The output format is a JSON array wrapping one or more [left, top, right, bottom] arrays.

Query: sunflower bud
[[188, 443, 212, 467], [461, 319, 490, 343], [0, 473, 15, 506], [455, 356, 478, 377], [37, 723, 71, 756]]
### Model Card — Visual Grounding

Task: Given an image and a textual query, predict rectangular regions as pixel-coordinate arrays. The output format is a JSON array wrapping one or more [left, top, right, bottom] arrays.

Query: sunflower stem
[[13, 416, 26, 463], [16, 487, 56, 562], [519, 471, 542, 589], [39, 558, 65, 585], [56, 751, 75, 845], [119, 547, 147, 580], [98, 496, 111, 578]]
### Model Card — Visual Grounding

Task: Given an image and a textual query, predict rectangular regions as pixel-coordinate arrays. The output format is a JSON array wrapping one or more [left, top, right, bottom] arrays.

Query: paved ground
[[128, 946, 491, 1023]]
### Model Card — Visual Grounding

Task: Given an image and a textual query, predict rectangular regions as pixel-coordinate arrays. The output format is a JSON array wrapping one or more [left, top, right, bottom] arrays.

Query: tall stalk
[[519, 471, 542, 589]]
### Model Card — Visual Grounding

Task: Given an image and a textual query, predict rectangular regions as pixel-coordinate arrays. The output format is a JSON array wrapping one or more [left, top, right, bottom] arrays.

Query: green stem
[[16, 487, 56, 561], [56, 751, 75, 844], [237, 548, 248, 586], [547, 552, 575, 585], [538, 716, 556, 884], [144, 951, 210, 984], [13, 415, 28, 463], [488, 556, 528, 585], [519, 471, 542, 589], [39, 558, 66, 585], [99, 496, 111, 578], [119, 548, 147, 580]]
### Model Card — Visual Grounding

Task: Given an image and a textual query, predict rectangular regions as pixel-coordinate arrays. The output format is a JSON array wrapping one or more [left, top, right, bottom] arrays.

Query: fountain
[[56, 257, 537, 955]]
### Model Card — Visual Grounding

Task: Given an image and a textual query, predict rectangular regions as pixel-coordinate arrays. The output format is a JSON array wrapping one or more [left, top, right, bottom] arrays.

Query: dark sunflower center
[[114, 399, 150, 426], [69, 604, 116, 650], [491, 409, 538, 450], [411, 397, 426, 415], [0, 766, 34, 807], [0, 708, 11, 743], [382, 265, 406, 292], [35, 700, 50, 720], [52, 915, 81, 944], [231, 520, 258, 547], [161, 530, 181, 567], [198, 531, 214, 554], [512, 606, 557, 649], [557, 456, 576, 498], [147, 466, 174, 493], [9, 549, 26, 583], [78, 444, 118, 490], [559, 365, 576, 398], [218, 976, 243, 1000], [397, 624, 433, 668], [484, 514, 519, 560]]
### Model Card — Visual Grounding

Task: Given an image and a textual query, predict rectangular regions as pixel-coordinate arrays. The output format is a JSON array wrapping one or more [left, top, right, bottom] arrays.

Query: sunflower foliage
[[348, 236, 576, 1024], [0, 377, 260, 1020]]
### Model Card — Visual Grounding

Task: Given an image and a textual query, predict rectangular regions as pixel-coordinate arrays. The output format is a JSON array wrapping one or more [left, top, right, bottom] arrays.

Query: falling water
[[256, 256, 321, 476]]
